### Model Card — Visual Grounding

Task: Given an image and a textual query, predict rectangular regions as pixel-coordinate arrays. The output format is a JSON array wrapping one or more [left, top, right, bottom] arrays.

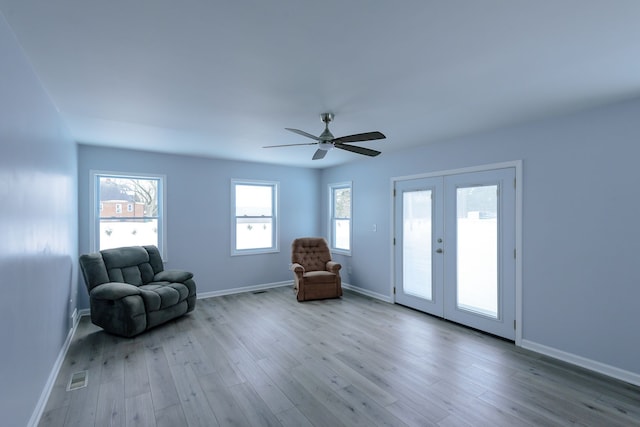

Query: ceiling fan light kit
[[317, 142, 334, 151], [263, 113, 386, 160]]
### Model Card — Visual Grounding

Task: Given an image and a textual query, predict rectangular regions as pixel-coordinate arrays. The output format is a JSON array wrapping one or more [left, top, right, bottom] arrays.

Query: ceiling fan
[[263, 113, 386, 160]]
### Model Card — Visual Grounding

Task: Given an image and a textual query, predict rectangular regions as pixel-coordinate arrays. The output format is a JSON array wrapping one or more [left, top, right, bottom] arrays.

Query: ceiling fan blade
[[312, 149, 328, 160], [332, 131, 386, 144], [263, 142, 318, 148], [285, 128, 321, 141], [335, 143, 381, 157]]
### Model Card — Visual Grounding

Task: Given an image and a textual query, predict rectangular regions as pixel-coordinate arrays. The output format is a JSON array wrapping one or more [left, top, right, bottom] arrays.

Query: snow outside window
[[330, 182, 352, 255], [231, 179, 279, 255]]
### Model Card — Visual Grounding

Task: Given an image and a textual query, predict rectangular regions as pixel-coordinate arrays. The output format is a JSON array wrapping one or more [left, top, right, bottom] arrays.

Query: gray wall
[[321, 97, 640, 377], [77, 145, 321, 309], [0, 14, 78, 427]]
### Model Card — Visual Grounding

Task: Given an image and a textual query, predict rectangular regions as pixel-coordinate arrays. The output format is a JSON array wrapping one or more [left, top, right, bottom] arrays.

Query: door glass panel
[[456, 185, 498, 318], [403, 190, 433, 300]]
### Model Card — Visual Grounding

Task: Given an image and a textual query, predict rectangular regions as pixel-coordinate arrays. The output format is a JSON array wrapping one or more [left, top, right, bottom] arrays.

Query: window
[[231, 179, 279, 255], [329, 182, 352, 254], [91, 171, 165, 256]]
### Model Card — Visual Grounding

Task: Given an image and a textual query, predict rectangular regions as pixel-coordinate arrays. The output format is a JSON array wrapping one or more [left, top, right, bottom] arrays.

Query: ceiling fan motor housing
[[319, 113, 335, 144]]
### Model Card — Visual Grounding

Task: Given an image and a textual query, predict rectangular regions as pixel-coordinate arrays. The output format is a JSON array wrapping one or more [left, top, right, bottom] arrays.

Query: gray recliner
[[79, 245, 196, 337]]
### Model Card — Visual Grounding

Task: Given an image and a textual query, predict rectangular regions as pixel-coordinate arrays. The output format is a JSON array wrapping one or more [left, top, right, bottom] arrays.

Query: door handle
[[436, 248, 443, 253]]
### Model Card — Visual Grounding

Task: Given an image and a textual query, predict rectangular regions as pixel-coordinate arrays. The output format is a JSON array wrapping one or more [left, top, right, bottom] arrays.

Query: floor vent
[[67, 370, 88, 391]]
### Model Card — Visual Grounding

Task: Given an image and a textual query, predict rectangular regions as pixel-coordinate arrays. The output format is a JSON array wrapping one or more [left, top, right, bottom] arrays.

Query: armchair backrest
[[291, 237, 332, 272], [79, 245, 164, 292]]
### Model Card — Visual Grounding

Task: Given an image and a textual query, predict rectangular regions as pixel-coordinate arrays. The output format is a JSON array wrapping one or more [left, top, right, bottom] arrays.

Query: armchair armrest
[[290, 263, 305, 275], [153, 269, 194, 283], [90, 282, 141, 300], [326, 261, 342, 274]]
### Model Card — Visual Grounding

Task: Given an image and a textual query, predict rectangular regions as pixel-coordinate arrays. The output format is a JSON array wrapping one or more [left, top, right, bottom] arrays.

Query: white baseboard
[[342, 282, 393, 303], [521, 339, 640, 387], [197, 281, 293, 300], [28, 309, 83, 427], [196, 281, 394, 303]]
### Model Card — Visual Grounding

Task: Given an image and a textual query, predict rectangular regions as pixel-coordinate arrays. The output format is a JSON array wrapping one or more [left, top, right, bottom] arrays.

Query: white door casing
[[393, 165, 517, 340]]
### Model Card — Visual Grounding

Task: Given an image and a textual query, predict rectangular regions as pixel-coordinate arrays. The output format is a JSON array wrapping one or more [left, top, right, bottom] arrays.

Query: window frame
[[329, 181, 352, 256], [230, 179, 280, 256], [90, 170, 167, 259]]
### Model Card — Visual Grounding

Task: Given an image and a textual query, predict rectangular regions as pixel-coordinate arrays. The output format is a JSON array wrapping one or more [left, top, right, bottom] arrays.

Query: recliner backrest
[[79, 245, 165, 292], [291, 237, 332, 272]]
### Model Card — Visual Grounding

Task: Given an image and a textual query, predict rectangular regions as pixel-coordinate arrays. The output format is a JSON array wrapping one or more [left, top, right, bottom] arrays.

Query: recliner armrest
[[153, 269, 194, 283], [290, 263, 305, 275], [90, 282, 141, 300], [326, 261, 341, 274]]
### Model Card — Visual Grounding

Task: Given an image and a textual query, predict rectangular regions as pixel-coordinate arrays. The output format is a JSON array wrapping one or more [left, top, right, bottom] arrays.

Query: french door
[[394, 167, 516, 340]]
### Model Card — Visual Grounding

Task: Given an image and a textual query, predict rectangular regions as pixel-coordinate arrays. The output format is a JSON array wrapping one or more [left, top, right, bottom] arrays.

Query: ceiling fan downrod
[[318, 113, 335, 150]]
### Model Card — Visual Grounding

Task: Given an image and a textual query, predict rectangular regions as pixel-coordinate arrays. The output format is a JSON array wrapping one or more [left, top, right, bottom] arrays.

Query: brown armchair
[[290, 237, 343, 301]]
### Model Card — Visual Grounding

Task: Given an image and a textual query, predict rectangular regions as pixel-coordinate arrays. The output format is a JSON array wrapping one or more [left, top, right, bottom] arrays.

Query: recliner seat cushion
[[303, 271, 338, 284], [139, 282, 190, 311]]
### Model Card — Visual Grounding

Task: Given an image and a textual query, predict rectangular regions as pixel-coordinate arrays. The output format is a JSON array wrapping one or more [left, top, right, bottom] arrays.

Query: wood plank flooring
[[39, 286, 640, 426]]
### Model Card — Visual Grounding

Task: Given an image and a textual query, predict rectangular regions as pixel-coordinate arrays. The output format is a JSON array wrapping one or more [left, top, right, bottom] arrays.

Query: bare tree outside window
[[120, 178, 159, 217], [334, 188, 351, 219]]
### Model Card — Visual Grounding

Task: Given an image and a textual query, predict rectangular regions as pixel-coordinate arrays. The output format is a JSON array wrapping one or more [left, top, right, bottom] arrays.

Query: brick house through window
[[101, 200, 146, 220]]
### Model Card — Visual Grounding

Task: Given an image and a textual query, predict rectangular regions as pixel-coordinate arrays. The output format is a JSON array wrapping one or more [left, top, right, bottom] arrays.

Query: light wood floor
[[39, 286, 640, 427]]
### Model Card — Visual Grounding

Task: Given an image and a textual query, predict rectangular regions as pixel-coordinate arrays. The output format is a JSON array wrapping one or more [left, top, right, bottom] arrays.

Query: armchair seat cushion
[[303, 271, 338, 284], [80, 245, 197, 337]]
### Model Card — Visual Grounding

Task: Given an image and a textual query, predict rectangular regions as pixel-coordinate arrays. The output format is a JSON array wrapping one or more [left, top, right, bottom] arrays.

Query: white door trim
[[390, 160, 523, 346]]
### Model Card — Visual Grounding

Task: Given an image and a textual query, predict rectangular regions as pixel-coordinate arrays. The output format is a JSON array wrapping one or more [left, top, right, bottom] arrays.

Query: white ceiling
[[2, 1, 640, 168]]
